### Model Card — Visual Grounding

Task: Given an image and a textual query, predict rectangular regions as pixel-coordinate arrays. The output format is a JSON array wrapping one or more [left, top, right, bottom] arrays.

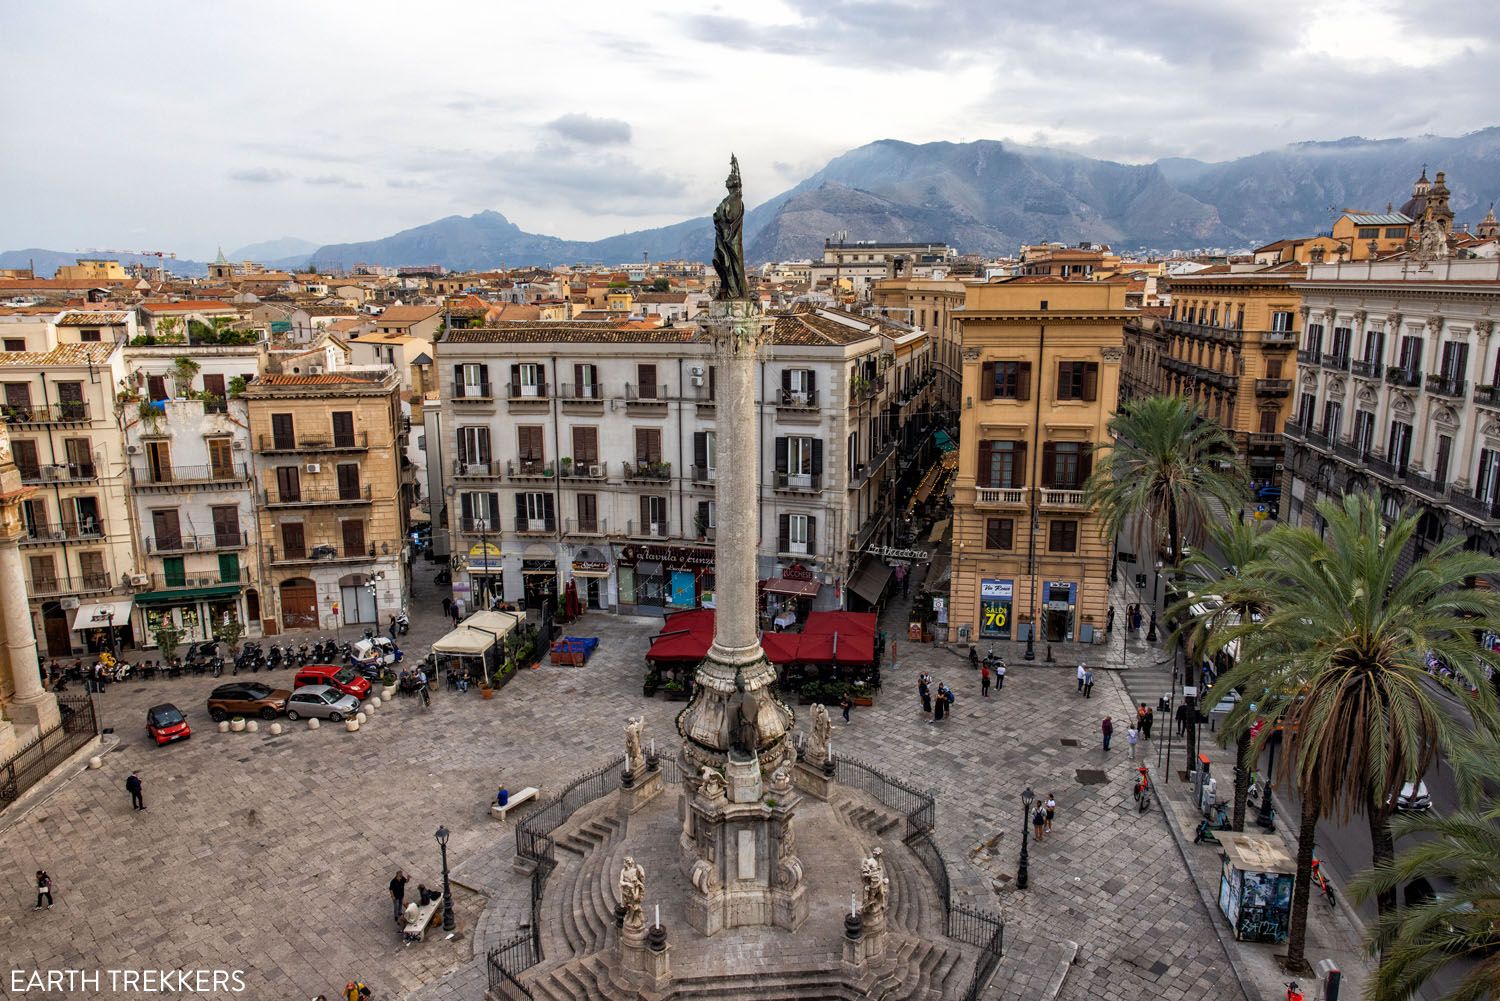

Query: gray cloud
[[229, 167, 290, 184], [410, 141, 686, 216], [546, 113, 632, 146], [305, 174, 364, 189]]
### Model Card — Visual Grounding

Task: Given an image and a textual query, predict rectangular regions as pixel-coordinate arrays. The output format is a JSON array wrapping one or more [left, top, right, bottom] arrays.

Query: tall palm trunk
[[1368, 803, 1397, 920], [1285, 791, 1319, 971], [1231, 730, 1251, 831]]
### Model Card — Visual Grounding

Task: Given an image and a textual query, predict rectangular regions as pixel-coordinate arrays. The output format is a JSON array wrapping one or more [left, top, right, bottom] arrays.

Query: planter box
[[662, 688, 690, 702], [493, 669, 517, 690], [643, 685, 658, 697], [850, 696, 874, 708], [480, 687, 494, 700]]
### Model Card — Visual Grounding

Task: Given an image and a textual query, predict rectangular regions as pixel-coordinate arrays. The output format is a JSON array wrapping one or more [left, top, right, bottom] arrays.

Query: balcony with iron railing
[[262, 484, 373, 507], [451, 383, 494, 404], [558, 382, 606, 404], [1405, 470, 1449, 501], [457, 518, 501, 536], [514, 516, 557, 536], [20, 463, 97, 484], [1321, 352, 1351, 372], [1475, 384, 1500, 409], [147, 531, 249, 555], [1296, 349, 1320, 365], [1350, 359, 1381, 379], [775, 388, 820, 414], [563, 518, 609, 538], [1306, 429, 1331, 450], [1425, 374, 1467, 399], [1365, 455, 1403, 480], [1247, 432, 1284, 450], [1333, 440, 1367, 463], [975, 486, 1027, 507], [624, 383, 669, 408], [1164, 318, 1244, 343], [560, 459, 607, 480], [1451, 490, 1500, 524], [257, 431, 368, 453], [130, 462, 249, 488], [506, 382, 551, 407], [622, 459, 672, 482], [693, 388, 717, 414], [1261, 329, 1298, 345], [506, 459, 555, 481], [147, 568, 251, 590], [27, 572, 112, 597], [625, 519, 670, 539], [21, 518, 105, 546], [1254, 379, 1292, 397], [452, 459, 503, 479], [1283, 419, 1305, 440], [774, 472, 822, 493], [690, 465, 716, 485], [3, 402, 91, 425], [265, 544, 375, 566], [1386, 366, 1422, 388]]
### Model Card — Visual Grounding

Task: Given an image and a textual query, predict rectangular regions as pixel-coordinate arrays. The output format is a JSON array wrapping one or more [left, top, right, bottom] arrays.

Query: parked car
[[284, 685, 361, 722], [1394, 780, 1432, 812], [146, 703, 191, 746], [207, 682, 290, 722], [293, 663, 371, 701]]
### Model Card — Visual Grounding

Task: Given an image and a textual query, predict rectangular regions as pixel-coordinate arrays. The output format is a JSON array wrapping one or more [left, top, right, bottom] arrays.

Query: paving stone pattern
[[1, 568, 1246, 1000]]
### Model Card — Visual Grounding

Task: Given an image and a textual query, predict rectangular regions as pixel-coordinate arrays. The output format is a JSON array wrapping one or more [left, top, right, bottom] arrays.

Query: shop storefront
[[1041, 580, 1077, 643], [522, 558, 558, 610], [137, 585, 243, 646], [759, 562, 822, 630], [569, 547, 611, 610], [977, 579, 1013, 640], [615, 543, 714, 616], [464, 541, 504, 611], [72, 598, 137, 655]]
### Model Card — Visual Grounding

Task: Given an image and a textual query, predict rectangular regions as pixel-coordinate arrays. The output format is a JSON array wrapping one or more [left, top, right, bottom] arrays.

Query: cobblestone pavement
[[0, 563, 1302, 1001]]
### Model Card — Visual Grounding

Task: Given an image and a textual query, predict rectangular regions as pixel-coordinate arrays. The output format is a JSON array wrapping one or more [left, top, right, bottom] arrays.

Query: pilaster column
[[0, 422, 58, 748]]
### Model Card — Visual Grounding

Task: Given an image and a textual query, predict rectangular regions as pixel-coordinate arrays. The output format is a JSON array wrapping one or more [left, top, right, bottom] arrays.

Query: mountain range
[[8, 130, 1500, 277]]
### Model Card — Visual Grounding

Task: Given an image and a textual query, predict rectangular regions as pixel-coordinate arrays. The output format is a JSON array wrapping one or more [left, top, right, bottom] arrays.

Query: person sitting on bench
[[496, 786, 509, 809], [417, 884, 439, 906]]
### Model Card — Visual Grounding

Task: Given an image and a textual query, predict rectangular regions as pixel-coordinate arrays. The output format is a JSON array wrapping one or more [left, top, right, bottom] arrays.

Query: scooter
[[982, 650, 1006, 671], [395, 608, 410, 636]]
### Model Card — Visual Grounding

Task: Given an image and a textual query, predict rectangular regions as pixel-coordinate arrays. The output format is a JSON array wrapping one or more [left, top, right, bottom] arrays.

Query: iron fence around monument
[[486, 932, 537, 1001], [0, 694, 98, 805], [833, 754, 936, 839]]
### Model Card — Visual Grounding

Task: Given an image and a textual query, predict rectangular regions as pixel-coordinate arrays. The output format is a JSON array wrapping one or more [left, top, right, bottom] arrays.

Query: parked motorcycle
[[395, 608, 410, 636]]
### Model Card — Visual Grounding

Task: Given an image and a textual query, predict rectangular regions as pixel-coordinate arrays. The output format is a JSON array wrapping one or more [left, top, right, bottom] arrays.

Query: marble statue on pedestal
[[711, 156, 750, 301], [860, 848, 889, 918], [807, 704, 831, 765], [624, 716, 647, 777], [619, 857, 646, 930]]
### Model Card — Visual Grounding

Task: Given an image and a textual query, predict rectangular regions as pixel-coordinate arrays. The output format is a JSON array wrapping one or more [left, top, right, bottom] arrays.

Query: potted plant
[[849, 680, 874, 707], [851, 375, 871, 398], [137, 398, 163, 431], [693, 512, 708, 542], [170, 356, 201, 397], [228, 375, 249, 398], [230, 715, 246, 733], [560, 456, 573, 476], [643, 669, 660, 697], [663, 677, 689, 701]]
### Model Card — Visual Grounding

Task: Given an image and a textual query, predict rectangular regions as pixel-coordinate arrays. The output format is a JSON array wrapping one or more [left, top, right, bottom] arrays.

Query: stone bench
[[401, 895, 444, 943], [489, 786, 539, 821]]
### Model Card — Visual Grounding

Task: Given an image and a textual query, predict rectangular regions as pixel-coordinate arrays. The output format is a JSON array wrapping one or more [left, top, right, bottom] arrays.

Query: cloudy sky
[[2, 0, 1495, 259]]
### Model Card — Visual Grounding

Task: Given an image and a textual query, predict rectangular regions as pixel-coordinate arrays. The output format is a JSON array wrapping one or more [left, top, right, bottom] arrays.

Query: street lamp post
[[435, 825, 455, 932], [1146, 560, 1163, 642], [1017, 785, 1034, 890]]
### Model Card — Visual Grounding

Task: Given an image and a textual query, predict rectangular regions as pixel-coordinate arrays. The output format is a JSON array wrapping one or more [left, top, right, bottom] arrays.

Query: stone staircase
[[537, 810, 624, 964]]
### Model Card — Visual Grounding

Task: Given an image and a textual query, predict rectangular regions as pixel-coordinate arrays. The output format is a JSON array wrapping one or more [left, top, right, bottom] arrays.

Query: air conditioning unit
[[305, 463, 321, 473], [691, 366, 704, 377], [589, 464, 602, 478], [128, 573, 149, 587], [232, 439, 246, 450], [44, 465, 64, 480], [60, 597, 79, 610], [125, 444, 142, 455], [52, 531, 65, 540], [691, 374, 703, 387], [310, 365, 324, 375]]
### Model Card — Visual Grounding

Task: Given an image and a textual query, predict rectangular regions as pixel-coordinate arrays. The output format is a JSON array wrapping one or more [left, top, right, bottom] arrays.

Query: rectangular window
[[1265, 358, 1283, 379], [577, 493, 598, 533], [461, 491, 499, 528], [976, 441, 1026, 488], [636, 363, 658, 399], [640, 495, 667, 535], [517, 425, 544, 462], [152, 509, 182, 551], [335, 463, 361, 499], [522, 492, 550, 521], [1441, 341, 1469, 381], [1353, 410, 1375, 456], [1304, 323, 1324, 356], [211, 505, 240, 547], [1258, 410, 1278, 434], [341, 519, 366, 558], [218, 552, 240, 584], [1478, 449, 1500, 504], [458, 426, 491, 466], [571, 426, 599, 466], [1358, 227, 1381, 240], [202, 373, 227, 412], [634, 427, 662, 464], [270, 413, 295, 449], [63, 438, 92, 477], [1397, 336, 1423, 374], [1055, 362, 1099, 401], [55, 382, 84, 420], [208, 438, 234, 479], [13, 439, 39, 480], [1363, 329, 1384, 366], [1388, 421, 1413, 472], [457, 363, 489, 398], [980, 361, 1031, 401], [147, 375, 167, 402], [22, 498, 47, 537], [985, 518, 1014, 550], [28, 554, 57, 590], [1296, 393, 1316, 429], [1042, 442, 1090, 489], [571, 363, 599, 399], [3, 338, 24, 352], [1271, 311, 1294, 332], [280, 521, 306, 559], [332, 411, 355, 448], [275, 465, 300, 501], [788, 514, 809, 554], [1048, 520, 1079, 553], [1321, 400, 1342, 440], [1435, 434, 1453, 484], [511, 362, 544, 397], [1330, 327, 1352, 362], [1385, 227, 1407, 239]]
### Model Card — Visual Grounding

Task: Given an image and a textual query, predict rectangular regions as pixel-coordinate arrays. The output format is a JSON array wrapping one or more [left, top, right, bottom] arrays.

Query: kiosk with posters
[[1217, 833, 1295, 944]]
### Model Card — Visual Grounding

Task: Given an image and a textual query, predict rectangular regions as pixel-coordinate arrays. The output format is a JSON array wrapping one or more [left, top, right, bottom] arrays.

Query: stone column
[[0, 474, 58, 755]]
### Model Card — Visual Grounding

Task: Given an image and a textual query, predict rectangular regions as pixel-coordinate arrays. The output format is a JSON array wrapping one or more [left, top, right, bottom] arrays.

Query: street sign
[[1116, 552, 1136, 563]]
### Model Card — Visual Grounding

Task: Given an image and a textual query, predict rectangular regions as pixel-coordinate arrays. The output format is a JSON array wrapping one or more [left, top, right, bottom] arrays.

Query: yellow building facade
[[951, 279, 1129, 647]]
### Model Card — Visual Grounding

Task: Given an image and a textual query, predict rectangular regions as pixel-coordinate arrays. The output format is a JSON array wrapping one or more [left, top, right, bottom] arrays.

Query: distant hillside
[[0, 248, 208, 279], [229, 236, 320, 266]]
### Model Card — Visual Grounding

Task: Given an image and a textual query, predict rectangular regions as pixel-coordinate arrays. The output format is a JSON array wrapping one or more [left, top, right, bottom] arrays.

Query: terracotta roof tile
[[376, 305, 442, 324], [140, 300, 237, 312], [0, 342, 117, 366]]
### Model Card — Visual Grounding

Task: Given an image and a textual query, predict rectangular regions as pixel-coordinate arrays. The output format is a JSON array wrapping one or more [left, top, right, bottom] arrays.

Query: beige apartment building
[[950, 279, 1130, 647]]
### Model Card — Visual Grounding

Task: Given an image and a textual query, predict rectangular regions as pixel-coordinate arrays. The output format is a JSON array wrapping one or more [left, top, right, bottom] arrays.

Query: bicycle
[[1132, 766, 1152, 812], [1310, 857, 1336, 909], [1284, 982, 1304, 1001]]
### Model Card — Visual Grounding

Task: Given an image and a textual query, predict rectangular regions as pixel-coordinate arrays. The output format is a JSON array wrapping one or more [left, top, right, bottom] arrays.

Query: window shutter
[[778, 513, 790, 553], [1080, 444, 1094, 483], [807, 369, 816, 392], [454, 365, 464, 391], [774, 437, 788, 474], [639, 496, 651, 529], [811, 438, 823, 475], [542, 492, 555, 523], [639, 363, 657, 396], [461, 493, 474, 521], [1014, 442, 1027, 487], [697, 501, 709, 531], [976, 441, 993, 487], [807, 516, 816, 553], [514, 492, 526, 525], [509, 365, 520, 394], [1083, 363, 1099, 402], [574, 363, 584, 392], [1041, 442, 1057, 488], [694, 432, 708, 470], [1018, 362, 1031, 401], [980, 362, 995, 401], [1056, 361, 1068, 398], [782, 369, 792, 392], [708, 366, 716, 401]]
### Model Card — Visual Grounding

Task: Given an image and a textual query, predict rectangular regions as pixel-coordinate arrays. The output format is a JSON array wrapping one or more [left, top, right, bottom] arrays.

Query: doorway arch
[[279, 578, 318, 629]]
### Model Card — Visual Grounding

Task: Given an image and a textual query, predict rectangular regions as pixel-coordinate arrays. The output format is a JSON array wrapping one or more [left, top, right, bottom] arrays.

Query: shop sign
[[979, 578, 1012, 639], [867, 544, 931, 562], [617, 543, 714, 568], [572, 559, 609, 575], [782, 562, 816, 581]]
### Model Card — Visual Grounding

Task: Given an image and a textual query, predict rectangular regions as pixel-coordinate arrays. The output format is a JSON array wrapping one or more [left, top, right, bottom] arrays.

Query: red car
[[146, 703, 191, 746], [293, 664, 372, 701]]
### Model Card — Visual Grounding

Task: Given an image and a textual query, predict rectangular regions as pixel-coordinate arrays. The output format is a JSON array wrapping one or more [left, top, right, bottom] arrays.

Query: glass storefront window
[[618, 566, 636, 604]]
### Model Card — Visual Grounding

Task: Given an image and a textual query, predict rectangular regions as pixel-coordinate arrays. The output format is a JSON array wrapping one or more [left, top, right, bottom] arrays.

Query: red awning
[[760, 632, 801, 665], [761, 577, 821, 598], [647, 609, 801, 666], [800, 611, 878, 637], [795, 611, 878, 665]]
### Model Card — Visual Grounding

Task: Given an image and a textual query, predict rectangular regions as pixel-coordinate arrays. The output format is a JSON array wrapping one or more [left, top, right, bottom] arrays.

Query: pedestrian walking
[[931, 685, 947, 723], [1083, 669, 1094, 698], [388, 615, 398, 640], [1126, 725, 1139, 760], [1076, 663, 1086, 693], [1031, 802, 1047, 843], [1141, 704, 1154, 739], [1106, 606, 1115, 635], [918, 674, 932, 715], [34, 870, 53, 909], [1101, 716, 1113, 751], [1044, 793, 1057, 834], [980, 665, 990, 697], [389, 869, 408, 923], [441, 596, 453, 619], [1176, 701, 1189, 736], [1137, 702, 1149, 736], [839, 694, 852, 724], [995, 662, 1005, 690], [125, 772, 144, 810]]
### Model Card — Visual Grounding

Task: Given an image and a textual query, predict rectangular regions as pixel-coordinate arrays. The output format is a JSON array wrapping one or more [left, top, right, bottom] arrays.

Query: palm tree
[[1214, 493, 1500, 969], [1085, 394, 1250, 573], [1349, 728, 1500, 1001], [1171, 517, 1273, 830]]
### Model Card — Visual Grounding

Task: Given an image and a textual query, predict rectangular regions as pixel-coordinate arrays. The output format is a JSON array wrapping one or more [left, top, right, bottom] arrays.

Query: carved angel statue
[[624, 716, 646, 776], [618, 856, 647, 928], [698, 766, 728, 803], [807, 703, 832, 764], [860, 847, 889, 915]]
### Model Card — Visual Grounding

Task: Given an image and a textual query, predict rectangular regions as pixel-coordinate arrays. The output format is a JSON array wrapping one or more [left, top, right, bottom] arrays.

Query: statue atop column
[[624, 716, 646, 777], [712, 155, 751, 301], [619, 856, 647, 930], [860, 848, 889, 918], [728, 666, 762, 758], [806, 703, 831, 766]]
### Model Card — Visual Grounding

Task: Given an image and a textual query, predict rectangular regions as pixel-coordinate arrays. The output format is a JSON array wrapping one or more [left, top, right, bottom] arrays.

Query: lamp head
[[435, 825, 449, 846], [1022, 786, 1034, 808]]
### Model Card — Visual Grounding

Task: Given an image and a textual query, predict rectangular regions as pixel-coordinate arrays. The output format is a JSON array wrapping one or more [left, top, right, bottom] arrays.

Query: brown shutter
[[280, 522, 305, 558], [1014, 442, 1027, 487], [806, 516, 816, 553], [782, 369, 792, 393], [774, 437, 788, 474], [574, 364, 584, 394], [336, 463, 360, 498], [342, 519, 366, 557], [1041, 442, 1056, 488], [778, 513, 790, 553], [578, 493, 597, 531], [639, 495, 651, 531], [510, 364, 521, 395], [980, 362, 995, 401], [1080, 444, 1094, 483], [638, 363, 657, 397], [1017, 362, 1031, 401], [573, 426, 598, 464], [694, 432, 708, 470], [1056, 362, 1069, 399], [976, 440, 993, 487], [1083, 363, 1099, 402]]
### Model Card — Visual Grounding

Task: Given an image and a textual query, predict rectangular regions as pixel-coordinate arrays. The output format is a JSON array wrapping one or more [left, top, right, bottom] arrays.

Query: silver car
[[284, 684, 361, 722]]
